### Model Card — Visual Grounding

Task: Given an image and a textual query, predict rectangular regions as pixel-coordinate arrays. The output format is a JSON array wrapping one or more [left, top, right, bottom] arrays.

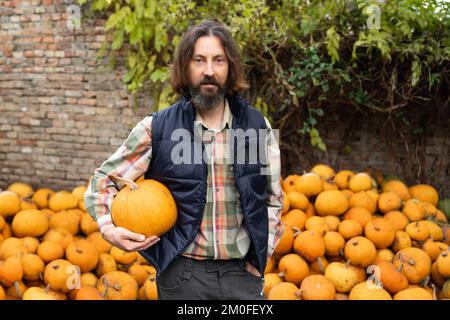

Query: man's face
[[188, 35, 229, 110]]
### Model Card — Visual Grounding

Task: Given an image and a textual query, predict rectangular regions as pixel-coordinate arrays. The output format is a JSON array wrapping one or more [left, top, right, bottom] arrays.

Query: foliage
[[79, 0, 449, 169]]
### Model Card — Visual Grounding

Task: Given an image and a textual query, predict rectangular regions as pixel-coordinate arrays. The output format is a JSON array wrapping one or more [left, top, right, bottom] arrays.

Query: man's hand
[[245, 261, 261, 277], [102, 227, 160, 252]]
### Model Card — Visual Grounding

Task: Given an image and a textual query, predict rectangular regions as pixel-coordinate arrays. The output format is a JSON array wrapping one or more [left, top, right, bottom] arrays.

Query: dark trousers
[[156, 256, 265, 300]]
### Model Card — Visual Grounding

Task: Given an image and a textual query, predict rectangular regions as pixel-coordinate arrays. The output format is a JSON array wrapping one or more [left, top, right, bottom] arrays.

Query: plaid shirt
[[84, 98, 284, 261]]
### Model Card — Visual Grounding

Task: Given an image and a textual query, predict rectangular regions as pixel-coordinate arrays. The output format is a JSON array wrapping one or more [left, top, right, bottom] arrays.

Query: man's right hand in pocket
[[101, 227, 160, 252]]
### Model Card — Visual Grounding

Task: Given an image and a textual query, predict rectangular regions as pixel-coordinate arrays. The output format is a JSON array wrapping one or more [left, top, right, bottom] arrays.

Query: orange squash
[[282, 209, 307, 231], [378, 192, 403, 214], [11, 209, 49, 238], [376, 261, 409, 295], [338, 219, 363, 240], [293, 230, 325, 263], [66, 240, 99, 273], [97, 271, 139, 300], [75, 286, 105, 300], [333, 170, 355, 190], [323, 231, 345, 257], [267, 282, 301, 300], [294, 173, 323, 197], [344, 237, 377, 268], [277, 253, 309, 285], [44, 259, 75, 293], [315, 190, 349, 216], [435, 250, 450, 277], [299, 274, 335, 300], [364, 218, 395, 249], [109, 175, 177, 237], [287, 192, 309, 211], [37, 241, 65, 264], [349, 280, 392, 300], [393, 287, 433, 300], [343, 207, 372, 228], [393, 247, 431, 284]]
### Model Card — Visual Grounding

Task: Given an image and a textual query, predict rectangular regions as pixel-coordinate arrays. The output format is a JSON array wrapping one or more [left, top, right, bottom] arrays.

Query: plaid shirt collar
[[194, 97, 232, 132]]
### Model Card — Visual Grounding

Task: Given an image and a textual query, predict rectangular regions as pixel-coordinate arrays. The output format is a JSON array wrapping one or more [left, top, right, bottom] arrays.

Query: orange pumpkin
[[382, 180, 411, 201], [323, 231, 345, 257], [96, 253, 118, 277], [338, 219, 363, 240], [393, 248, 431, 284], [393, 287, 433, 300], [262, 273, 283, 297], [31, 188, 55, 209], [333, 170, 355, 190], [277, 253, 309, 285], [343, 207, 372, 228], [378, 192, 403, 214], [383, 211, 409, 232], [66, 239, 99, 273], [75, 286, 105, 300], [281, 209, 307, 231], [344, 237, 377, 268], [44, 259, 75, 293], [87, 232, 113, 254], [22, 286, 67, 300], [402, 199, 426, 222], [315, 190, 349, 216], [97, 271, 138, 300], [21, 253, 45, 282], [0, 191, 22, 218], [293, 230, 326, 263], [435, 251, 450, 277], [376, 261, 409, 295], [349, 280, 392, 300], [294, 173, 323, 197], [274, 226, 295, 255], [287, 192, 309, 211], [267, 282, 301, 300], [138, 276, 158, 300], [37, 241, 65, 264], [109, 175, 177, 237], [11, 209, 49, 238], [324, 262, 366, 293], [299, 274, 335, 300], [364, 218, 395, 249], [349, 192, 377, 214]]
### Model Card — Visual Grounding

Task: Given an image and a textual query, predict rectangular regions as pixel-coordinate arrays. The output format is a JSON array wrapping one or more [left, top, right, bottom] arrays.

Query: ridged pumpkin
[[109, 175, 177, 237], [393, 248, 431, 284], [392, 231, 412, 252], [97, 271, 138, 300], [402, 199, 426, 222]]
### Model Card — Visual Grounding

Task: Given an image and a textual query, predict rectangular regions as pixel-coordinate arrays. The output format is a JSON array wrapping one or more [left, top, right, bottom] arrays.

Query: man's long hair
[[170, 19, 249, 96]]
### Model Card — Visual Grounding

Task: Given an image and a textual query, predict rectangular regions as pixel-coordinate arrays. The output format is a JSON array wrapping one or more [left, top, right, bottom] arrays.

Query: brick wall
[[0, 0, 149, 191], [0, 1, 449, 197]]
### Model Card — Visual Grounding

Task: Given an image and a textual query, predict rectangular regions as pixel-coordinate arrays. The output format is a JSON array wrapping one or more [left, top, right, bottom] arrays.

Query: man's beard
[[189, 77, 227, 111]]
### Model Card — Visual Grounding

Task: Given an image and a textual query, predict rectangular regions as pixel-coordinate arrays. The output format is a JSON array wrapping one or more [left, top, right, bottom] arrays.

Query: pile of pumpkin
[[264, 164, 450, 300], [0, 181, 158, 300]]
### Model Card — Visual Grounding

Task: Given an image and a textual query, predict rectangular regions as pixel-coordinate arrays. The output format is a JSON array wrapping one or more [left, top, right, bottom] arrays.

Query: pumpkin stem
[[345, 259, 351, 267], [102, 277, 110, 298], [14, 281, 22, 298], [420, 276, 430, 288], [38, 272, 44, 282], [108, 174, 139, 191], [339, 248, 344, 257], [292, 227, 301, 237], [430, 283, 437, 301], [316, 256, 325, 273], [397, 254, 404, 273], [44, 284, 51, 295], [295, 289, 303, 300], [277, 271, 286, 278]]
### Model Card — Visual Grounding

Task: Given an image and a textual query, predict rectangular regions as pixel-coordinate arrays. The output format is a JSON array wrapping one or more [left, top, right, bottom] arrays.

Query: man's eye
[[194, 59, 203, 63]]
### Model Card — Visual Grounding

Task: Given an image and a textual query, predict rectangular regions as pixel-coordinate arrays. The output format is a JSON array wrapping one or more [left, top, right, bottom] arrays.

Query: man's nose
[[203, 60, 215, 77]]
